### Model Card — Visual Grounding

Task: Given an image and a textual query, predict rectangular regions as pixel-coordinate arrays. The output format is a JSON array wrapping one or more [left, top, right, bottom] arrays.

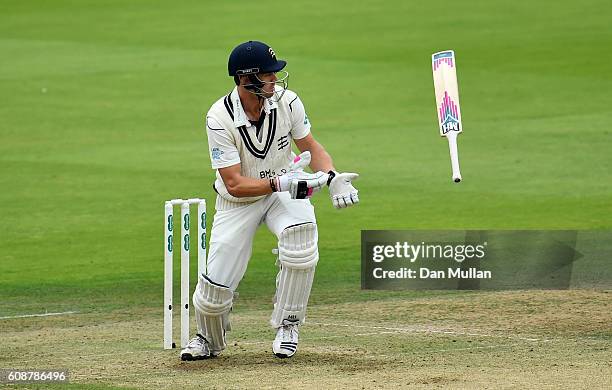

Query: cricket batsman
[[180, 41, 359, 360]]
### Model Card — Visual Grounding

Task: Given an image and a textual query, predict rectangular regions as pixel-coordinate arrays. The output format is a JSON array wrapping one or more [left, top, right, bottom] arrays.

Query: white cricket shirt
[[205, 86, 311, 203]]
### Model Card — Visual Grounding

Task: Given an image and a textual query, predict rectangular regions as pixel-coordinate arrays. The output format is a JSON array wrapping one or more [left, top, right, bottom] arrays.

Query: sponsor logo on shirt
[[260, 168, 287, 179], [211, 147, 224, 160]]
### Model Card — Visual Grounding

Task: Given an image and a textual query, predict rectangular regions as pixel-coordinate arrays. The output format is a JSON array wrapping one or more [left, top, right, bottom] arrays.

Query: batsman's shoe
[[180, 334, 218, 361], [272, 323, 299, 358]]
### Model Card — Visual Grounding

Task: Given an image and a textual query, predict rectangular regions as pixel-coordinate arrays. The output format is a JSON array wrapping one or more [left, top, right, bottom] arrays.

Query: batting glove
[[271, 152, 328, 199], [288, 151, 311, 171], [327, 170, 359, 209]]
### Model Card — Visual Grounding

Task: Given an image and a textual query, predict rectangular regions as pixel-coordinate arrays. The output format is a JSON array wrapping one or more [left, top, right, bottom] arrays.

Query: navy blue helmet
[[228, 40, 286, 76], [227, 41, 289, 101]]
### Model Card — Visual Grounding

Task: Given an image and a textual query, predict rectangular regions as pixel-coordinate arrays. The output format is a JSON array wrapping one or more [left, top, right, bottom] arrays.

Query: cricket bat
[[432, 50, 463, 183]]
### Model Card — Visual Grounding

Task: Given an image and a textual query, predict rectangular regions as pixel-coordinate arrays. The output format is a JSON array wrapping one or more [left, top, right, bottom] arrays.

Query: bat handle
[[446, 131, 462, 183]]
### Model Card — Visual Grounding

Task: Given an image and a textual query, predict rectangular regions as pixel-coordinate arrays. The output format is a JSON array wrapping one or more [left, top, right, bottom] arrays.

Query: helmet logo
[[236, 67, 259, 75], [268, 48, 276, 58]]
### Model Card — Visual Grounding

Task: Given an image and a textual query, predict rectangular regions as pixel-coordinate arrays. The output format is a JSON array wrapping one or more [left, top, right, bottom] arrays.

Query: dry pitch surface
[[1, 290, 610, 389]]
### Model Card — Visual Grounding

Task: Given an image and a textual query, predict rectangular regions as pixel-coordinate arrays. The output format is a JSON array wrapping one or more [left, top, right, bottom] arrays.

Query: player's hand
[[327, 171, 359, 209], [273, 153, 327, 199], [275, 170, 328, 199], [277, 151, 328, 199]]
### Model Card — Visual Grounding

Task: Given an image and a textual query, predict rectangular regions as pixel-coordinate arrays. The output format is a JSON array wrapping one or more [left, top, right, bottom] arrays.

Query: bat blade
[[432, 50, 463, 183]]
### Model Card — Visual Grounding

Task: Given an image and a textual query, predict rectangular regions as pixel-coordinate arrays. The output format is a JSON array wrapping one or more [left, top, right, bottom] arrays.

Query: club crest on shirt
[[278, 135, 289, 151]]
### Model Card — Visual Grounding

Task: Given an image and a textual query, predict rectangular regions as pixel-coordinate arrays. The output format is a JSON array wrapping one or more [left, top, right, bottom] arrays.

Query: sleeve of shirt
[[206, 116, 241, 169], [288, 95, 311, 140]]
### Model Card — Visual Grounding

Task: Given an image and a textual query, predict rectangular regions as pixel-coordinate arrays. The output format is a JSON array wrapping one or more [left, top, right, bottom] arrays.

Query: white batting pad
[[192, 274, 234, 353], [270, 223, 319, 328]]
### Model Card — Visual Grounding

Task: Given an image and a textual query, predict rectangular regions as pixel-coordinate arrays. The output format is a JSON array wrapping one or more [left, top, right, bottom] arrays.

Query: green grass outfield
[[1, 1, 611, 388]]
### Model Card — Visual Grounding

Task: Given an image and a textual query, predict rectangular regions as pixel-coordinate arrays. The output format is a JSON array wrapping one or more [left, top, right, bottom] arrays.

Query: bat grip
[[446, 131, 462, 183]]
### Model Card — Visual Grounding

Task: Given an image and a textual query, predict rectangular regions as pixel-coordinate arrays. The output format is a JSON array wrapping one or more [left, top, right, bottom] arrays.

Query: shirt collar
[[230, 87, 278, 128]]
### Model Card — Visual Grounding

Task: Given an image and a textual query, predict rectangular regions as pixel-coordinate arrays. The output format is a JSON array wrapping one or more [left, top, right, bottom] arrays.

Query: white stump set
[[163, 198, 207, 349]]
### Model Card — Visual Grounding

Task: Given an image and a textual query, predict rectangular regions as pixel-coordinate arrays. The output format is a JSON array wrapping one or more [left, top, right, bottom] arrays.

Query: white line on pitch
[[428, 343, 519, 353], [308, 321, 548, 342], [0, 311, 78, 320]]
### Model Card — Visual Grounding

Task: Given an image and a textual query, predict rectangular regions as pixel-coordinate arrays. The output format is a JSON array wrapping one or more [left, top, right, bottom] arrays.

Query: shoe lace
[[281, 324, 298, 341]]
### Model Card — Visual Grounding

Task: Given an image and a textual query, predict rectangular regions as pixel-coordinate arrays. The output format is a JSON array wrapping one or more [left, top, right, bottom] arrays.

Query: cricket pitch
[[1, 290, 610, 389]]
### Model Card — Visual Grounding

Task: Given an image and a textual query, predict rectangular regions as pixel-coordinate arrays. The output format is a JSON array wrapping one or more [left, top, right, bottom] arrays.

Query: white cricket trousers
[[206, 192, 317, 290]]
